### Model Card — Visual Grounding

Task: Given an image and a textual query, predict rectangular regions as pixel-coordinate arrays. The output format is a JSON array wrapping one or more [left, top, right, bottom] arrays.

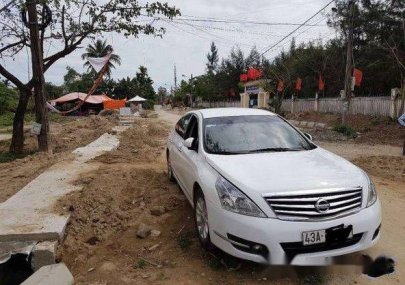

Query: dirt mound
[[51, 116, 117, 153], [286, 111, 405, 146], [56, 165, 192, 284], [95, 119, 170, 164], [352, 155, 405, 183]]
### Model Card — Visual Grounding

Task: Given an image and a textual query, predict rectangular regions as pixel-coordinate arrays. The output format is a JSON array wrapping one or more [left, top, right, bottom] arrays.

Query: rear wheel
[[194, 188, 212, 249], [167, 151, 175, 182]]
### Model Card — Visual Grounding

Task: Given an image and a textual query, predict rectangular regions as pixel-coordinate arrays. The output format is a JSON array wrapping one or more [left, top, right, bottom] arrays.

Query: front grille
[[263, 187, 363, 221]]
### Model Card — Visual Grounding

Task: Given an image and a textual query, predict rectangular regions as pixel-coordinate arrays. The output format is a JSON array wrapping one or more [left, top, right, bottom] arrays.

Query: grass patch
[[0, 150, 36, 163], [177, 232, 193, 250], [0, 112, 36, 127], [135, 259, 147, 269], [332, 125, 357, 138]]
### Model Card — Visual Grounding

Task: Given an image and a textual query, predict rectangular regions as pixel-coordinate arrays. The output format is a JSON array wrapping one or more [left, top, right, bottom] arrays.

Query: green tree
[[206, 42, 219, 74], [63, 67, 94, 94], [81, 40, 122, 77], [45, 83, 64, 100], [133, 66, 156, 108]]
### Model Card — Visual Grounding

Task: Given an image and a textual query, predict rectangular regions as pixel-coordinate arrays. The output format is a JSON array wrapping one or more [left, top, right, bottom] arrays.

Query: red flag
[[247, 67, 262, 80], [295, 77, 302, 91], [255, 69, 263, 79], [277, 80, 284, 92], [353, 68, 363, 86], [318, 75, 325, 91], [240, 74, 248, 82]]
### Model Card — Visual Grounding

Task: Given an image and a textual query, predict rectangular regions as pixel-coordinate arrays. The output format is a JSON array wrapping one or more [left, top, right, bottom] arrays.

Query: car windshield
[[204, 115, 315, 154]]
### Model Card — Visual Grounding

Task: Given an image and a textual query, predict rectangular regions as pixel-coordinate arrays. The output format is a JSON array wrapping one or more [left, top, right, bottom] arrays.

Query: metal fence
[[199, 96, 403, 117], [282, 96, 402, 117]]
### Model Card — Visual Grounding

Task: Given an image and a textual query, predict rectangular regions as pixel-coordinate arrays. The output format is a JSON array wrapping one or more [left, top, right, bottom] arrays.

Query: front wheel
[[194, 188, 212, 249], [167, 151, 175, 182]]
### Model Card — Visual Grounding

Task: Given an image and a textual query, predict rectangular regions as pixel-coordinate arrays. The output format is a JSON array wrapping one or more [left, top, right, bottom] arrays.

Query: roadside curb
[[288, 120, 329, 130], [22, 263, 74, 285]]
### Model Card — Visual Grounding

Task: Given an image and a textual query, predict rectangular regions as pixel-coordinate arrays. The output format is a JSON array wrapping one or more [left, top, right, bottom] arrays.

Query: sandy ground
[[51, 110, 405, 285], [0, 116, 117, 203], [0, 134, 11, 142]]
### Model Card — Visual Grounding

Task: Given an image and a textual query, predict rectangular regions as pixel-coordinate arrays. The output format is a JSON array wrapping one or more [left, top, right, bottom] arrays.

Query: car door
[[170, 114, 192, 185], [175, 114, 200, 199]]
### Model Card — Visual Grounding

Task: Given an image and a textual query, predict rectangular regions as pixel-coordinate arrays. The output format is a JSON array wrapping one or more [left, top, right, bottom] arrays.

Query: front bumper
[[208, 198, 382, 265]]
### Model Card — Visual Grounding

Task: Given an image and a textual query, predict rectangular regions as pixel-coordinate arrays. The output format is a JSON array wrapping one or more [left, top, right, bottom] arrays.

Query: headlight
[[215, 176, 266, 218], [367, 177, 377, 207]]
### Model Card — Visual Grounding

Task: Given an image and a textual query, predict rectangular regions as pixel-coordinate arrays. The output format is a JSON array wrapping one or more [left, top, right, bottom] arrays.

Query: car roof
[[195, 108, 277, 119]]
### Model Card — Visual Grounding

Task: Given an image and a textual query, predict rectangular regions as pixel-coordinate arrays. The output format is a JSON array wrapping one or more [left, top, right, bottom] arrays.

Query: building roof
[[51, 93, 113, 104]]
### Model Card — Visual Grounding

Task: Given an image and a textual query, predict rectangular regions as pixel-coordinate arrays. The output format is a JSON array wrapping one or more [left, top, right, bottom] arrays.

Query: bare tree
[[0, 0, 180, 153]]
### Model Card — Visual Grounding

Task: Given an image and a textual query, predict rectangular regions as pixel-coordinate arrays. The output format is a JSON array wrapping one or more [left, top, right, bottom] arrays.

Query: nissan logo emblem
[[315, 198, 330, 213]]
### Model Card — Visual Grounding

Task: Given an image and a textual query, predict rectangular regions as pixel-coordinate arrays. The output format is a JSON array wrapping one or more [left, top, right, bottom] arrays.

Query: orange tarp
[[103, 99, 126, 110]]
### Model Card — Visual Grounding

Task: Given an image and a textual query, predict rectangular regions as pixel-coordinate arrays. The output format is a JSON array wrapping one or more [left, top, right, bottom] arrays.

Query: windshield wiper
[[212, 150, 248, 155], [247, 147, 304, 153]]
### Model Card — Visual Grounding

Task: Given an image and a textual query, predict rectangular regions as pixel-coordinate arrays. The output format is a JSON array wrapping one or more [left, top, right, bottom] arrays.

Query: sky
[[2, 0, 336, 91]]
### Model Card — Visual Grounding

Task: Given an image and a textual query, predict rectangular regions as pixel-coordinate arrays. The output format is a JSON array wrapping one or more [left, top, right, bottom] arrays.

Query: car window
[[204, 115, 315, 154], [175, 114, 192, 138], [184, 115, 199, 151]]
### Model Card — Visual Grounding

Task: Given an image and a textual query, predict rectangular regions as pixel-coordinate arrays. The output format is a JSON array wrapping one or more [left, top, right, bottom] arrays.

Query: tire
[[194, 188, 213, 250], [167, 151, 175, 182]]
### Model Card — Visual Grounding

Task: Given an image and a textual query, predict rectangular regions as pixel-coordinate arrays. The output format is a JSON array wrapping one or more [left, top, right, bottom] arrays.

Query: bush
[[332, 125, 357, 138]]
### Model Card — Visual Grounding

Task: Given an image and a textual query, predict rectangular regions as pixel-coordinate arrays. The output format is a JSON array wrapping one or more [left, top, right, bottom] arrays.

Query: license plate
[[302, 230, 326, 246]]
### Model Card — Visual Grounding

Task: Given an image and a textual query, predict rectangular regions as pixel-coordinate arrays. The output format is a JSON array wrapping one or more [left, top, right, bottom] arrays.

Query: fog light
[[253, 245, 263, 251]]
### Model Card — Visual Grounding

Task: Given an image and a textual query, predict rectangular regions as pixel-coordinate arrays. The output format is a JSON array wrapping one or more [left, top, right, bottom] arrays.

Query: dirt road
[[53, 110, 404, 285]]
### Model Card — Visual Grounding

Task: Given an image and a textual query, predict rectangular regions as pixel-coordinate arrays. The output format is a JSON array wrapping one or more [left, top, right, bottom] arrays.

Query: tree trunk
[[10, 89, 30, 154], [27, 0, 50, 152], [400, 78, 405, 116]]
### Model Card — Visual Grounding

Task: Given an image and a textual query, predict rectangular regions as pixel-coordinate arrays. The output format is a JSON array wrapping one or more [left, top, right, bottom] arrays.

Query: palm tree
[[81, 39, 121, 77]]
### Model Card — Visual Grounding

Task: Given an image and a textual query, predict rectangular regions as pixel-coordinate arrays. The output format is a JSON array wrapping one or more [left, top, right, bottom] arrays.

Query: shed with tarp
[[50, 92, 113, 115]]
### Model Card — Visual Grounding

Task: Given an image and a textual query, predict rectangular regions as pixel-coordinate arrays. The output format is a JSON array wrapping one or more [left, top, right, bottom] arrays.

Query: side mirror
[[183, 137, 195, 149], [304, 133, 313, 141]]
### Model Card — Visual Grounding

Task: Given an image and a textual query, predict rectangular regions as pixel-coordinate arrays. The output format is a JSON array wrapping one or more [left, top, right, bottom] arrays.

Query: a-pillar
[[314, 92, 319, 112], [240, 93, 249, 108]]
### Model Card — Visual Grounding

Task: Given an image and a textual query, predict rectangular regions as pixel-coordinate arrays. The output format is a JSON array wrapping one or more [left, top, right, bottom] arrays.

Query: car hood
[[205, 147, 367, 195]]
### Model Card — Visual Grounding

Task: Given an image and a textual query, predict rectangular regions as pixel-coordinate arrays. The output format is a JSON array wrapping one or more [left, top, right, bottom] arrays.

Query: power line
[[170, 19, 285, 38], [260, 0, 336, 56], [145, 14, 326, 27]]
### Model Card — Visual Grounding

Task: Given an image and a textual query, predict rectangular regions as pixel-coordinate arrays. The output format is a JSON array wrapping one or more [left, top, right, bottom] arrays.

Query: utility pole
[[174, 64, 178, 91], [27, 0, 49, 151], [342, 0, 355, 125]]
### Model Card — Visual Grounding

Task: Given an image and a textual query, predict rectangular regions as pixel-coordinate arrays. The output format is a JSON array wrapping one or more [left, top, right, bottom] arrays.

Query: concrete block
[[315, 123, 326, 129], [22, 263, 73, 285], [31, 241, 57, 272], [307, 122, 315, 128], [288, 120, 299, 126]]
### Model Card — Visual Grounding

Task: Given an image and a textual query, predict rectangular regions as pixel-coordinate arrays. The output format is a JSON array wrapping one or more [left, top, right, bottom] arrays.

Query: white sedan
[[166, 108, 381, 265]]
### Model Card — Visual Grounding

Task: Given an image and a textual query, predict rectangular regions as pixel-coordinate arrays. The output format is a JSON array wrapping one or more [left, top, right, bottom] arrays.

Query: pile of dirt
[[352, 155, 405, 183], [0, 116, 117, 203], [286, 111, 405, 146], [95, 119, 170, 164]]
